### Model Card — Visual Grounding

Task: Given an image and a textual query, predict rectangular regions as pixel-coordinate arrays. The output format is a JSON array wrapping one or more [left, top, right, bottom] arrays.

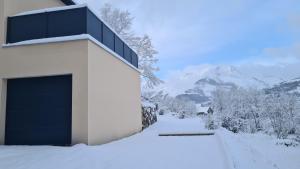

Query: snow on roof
[[2, 34, 141, 73], [196, 105, 210, 113], [142, 100, 156, 108], [13, 4, 87, 17], [141, 97, 156, 108]]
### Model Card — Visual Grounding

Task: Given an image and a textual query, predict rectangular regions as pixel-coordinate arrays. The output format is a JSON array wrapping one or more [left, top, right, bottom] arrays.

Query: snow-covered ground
[[0, 115, 229, 169], [218, 129, 300, 169], [0, 115, 299, 169]]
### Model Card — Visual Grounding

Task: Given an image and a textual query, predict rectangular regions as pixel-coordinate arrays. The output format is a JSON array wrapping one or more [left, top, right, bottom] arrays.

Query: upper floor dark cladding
[[6, 6, 138, 68]]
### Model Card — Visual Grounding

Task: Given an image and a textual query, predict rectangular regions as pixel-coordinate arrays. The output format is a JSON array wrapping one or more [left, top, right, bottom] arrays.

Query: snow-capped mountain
[[154, 64, 298, 104], [265, 77, 300, 96], [175, 77, 238, 103]]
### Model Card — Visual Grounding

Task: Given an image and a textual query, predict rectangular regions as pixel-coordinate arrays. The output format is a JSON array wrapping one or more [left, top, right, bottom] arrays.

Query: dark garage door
[[5, 75, 72, 146]]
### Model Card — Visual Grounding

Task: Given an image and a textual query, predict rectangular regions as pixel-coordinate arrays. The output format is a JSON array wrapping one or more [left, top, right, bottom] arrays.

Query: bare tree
[[100, 4, 162, 88]]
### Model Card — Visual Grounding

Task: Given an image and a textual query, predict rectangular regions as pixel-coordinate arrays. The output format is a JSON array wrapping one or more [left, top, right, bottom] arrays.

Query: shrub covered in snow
[[204, 114, 218, 130], [141, 106, 157, 130], [141, 97, 158, 129], [220, 117, 246, 133], [275, 139, 299, 147], [210, 87, 299, 138], [178, 114, 185, 119]]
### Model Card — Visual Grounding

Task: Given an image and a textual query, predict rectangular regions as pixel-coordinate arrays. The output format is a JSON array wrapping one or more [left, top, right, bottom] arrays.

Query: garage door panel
[[6, 130, 68, 145], [5, 75, 72, 146]]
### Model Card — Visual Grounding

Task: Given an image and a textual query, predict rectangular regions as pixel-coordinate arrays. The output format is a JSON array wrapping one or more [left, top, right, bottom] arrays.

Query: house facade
[[0, 0, 142, 145], [196, 105, 213, 115]]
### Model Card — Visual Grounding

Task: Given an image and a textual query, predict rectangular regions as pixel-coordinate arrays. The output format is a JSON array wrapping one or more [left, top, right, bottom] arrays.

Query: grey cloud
[[264, 43, 300, 59]]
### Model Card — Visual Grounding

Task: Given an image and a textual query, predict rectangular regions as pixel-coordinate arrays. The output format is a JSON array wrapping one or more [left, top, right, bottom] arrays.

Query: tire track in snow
[[215, 132, 236, 169], [215, 129, 280, 169]]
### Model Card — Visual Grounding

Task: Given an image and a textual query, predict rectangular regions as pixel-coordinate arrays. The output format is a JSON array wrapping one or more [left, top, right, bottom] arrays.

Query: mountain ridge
[[154, 65, 300, 104]]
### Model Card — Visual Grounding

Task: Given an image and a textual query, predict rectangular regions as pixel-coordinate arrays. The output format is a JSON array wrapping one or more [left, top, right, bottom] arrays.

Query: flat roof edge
[[2, 34, 141, 73], [12, 4, 87, 17]]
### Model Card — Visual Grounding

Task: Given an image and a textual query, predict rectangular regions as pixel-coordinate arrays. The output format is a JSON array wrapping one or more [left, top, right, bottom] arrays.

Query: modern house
[[0, 0, 142, 145], [196, 105, 213, 116]]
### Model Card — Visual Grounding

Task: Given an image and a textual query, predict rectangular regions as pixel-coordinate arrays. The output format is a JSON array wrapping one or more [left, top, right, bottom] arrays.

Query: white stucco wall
[[87, 41, 142, 145]]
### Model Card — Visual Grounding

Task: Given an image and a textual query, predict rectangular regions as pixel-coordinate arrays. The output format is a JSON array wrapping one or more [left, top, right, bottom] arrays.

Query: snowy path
[[218, 129, 300, 169], [0, 115, 230, 169]]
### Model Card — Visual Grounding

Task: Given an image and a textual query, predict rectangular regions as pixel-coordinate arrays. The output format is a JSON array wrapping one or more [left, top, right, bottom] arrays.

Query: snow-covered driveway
[[0, 115, 230, 169]]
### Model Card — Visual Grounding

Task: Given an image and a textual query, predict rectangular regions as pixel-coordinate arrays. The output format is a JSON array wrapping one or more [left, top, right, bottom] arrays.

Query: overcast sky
[[76, 0, 300, 79]]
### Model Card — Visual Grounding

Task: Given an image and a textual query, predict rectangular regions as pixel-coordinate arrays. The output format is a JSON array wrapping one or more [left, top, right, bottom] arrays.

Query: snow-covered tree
[[264, 93, 298, 138], [142, 90, 196, 117], [211, 87, 299, 138], [211, 88, 226, 117], [100, 4, 133, 37], [100, 4, 162, 88], [211, 88, 248, 133], [244, 88, 264, 132]]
